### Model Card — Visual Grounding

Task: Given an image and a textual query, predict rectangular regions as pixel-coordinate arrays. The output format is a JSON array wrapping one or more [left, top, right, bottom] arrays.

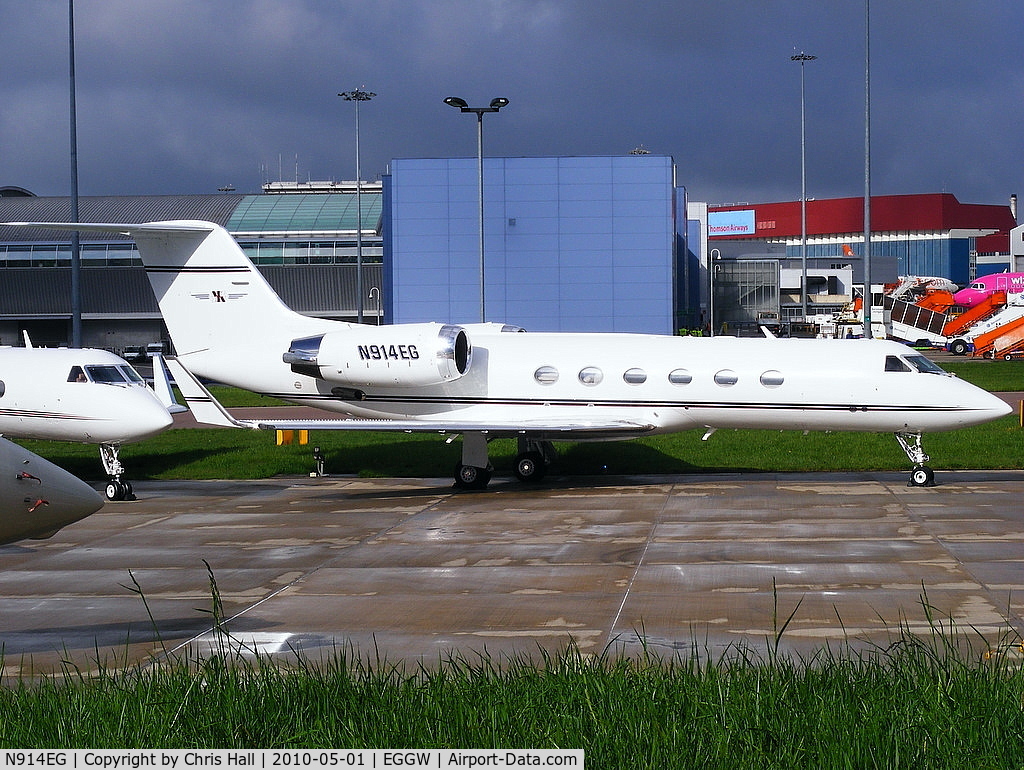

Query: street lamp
[[444, 96, 509, 322], [791, 52, 816, 324], [339, 88, 375, 324]]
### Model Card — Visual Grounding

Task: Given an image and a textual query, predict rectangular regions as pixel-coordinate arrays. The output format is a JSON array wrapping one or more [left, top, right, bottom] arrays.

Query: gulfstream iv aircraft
[[8, 220, 1012, 489], [0, 345, 174, 500]]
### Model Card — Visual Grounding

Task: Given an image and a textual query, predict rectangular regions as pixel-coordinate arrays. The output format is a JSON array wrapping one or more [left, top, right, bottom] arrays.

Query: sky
[[1, 0, 1021, 208]]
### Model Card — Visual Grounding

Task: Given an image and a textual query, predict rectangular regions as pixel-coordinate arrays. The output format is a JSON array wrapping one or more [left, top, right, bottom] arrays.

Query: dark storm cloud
[[1, 0, 1020, 207]]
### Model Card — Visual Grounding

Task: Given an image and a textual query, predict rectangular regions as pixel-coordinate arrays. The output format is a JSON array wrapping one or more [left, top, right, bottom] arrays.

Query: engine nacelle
[[283, 323, 471, 388]]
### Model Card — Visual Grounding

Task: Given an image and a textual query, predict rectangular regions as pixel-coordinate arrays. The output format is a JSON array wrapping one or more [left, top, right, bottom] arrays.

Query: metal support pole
[[68, 0, 81, 348], [863, 0, 873, 339], [791, 52, 816, 323], [444, 97, 509, 323], [339, 89, 376, 324]]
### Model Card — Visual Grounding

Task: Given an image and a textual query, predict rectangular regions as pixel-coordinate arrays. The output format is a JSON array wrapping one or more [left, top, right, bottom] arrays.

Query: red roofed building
[[709, 193, 1016, 286]]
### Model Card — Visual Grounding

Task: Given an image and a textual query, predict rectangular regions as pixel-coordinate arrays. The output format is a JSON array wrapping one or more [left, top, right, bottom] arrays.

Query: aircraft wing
[[165, 358, 656, 439]]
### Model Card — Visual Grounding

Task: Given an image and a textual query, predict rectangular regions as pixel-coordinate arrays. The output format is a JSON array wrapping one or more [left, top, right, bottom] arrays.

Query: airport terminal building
[[0, 162, 1017, 351], [0, 154, 699, 351]]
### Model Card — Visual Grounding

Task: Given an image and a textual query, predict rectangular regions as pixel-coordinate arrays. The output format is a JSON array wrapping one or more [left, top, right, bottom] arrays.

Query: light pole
[[69, 0, 82, 348], [339, 88, 375, 324], [791, 51, 816, 324], [863, 0, 873, 339], [444, 96, 509, 323]]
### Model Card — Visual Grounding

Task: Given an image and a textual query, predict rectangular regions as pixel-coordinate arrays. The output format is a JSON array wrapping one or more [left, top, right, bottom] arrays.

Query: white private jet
[[0, 436, 104, 544], [0, 344, 175, 500], [7, 220, 1012, 489]]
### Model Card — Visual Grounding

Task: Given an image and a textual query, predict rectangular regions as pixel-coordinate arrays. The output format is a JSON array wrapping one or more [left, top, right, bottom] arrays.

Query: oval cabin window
[[623, 368, 647, 384], [760, 370, 784, 388], [714, 370, 738, 386], [534, 366, 559, 385], [578, 367, 604, 386], [668, 369, 692, 385]]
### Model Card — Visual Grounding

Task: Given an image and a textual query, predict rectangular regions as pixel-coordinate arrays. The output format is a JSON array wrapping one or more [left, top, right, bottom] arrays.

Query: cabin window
[[623, 368, 647, 385], [578, 367, 603, 386], [714, 370, 739, 386], [668, 369, 692, 385], [85, 365, 128, 384], [119, 366, 145, 384], [905, 355, 946, 375], [534, 366, 559, 385], [68, 366, 87, 383], [760, 370, 784, 388], [0, 381, 5, 397], [884, 356, 912, 372]]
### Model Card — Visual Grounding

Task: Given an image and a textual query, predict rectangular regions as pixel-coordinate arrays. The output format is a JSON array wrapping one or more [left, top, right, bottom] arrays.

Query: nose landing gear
[[100, 443, 135, 501], [895, 431, 935, 487]]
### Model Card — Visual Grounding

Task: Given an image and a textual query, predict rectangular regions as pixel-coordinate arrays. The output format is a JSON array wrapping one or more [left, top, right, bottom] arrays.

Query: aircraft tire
[[105, 480, 125, 501], [909, 465, 935, 487], [454, 463, 491, 490], [514, 451, 547, 482]]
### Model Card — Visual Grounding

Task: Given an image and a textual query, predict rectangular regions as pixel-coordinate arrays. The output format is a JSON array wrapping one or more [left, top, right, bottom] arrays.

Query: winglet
[[163, 358, 250, 429], [150, 353, 188, 414]]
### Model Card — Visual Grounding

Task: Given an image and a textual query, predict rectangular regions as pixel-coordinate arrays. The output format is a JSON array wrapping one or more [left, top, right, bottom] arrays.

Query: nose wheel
[[104, 479, 135, 501], [909, 465, 935, 487]]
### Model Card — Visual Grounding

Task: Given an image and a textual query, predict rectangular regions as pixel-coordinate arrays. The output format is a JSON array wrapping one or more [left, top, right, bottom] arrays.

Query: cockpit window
[[85, 365, 128, 384], [68, 366, 88, 383], [905, 355, 947, 375], [884, 356, 912, 372], [119, 365, 145, 384]]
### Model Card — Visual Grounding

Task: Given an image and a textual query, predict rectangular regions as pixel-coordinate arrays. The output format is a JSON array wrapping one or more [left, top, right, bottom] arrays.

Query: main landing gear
[[99, 442, 135, 501], [895, 431, 935, 487], [453, 434, 555, 490]]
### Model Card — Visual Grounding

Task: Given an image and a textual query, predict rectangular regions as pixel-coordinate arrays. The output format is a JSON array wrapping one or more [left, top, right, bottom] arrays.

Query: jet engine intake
[[284, 323, 471, 387]]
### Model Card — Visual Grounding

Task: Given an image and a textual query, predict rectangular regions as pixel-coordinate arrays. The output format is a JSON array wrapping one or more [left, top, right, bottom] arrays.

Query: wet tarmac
[[3, 469, 1024, 677]]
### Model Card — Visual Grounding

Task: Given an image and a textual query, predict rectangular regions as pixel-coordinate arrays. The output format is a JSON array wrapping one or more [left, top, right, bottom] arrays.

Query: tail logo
[[212, 290, 226, 303]]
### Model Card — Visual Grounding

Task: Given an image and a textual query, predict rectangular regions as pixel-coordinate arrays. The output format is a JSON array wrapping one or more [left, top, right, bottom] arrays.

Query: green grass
[[14, 359, 1024, 483], [2, 626, 1024, 765], [942, 357, 1024, 392], [15, 412, 1024, 484]]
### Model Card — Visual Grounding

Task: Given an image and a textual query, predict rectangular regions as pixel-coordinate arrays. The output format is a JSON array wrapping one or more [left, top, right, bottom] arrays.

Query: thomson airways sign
[[708, 209, 756, 236]]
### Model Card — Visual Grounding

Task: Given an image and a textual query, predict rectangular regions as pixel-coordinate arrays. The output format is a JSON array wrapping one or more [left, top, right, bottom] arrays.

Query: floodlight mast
[[791, 52, 816, 324], [339, 88, 376, 324], [444, 96, 510, 323]]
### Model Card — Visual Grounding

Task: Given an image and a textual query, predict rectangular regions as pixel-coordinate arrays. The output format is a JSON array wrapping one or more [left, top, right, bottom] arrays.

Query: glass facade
[[386, 155, 678, 333]]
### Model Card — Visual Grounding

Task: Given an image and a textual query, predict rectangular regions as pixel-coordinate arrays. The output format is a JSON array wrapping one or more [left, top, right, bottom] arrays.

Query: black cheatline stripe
[[145, 265, 250, 273], [0, 408, 97, 420]]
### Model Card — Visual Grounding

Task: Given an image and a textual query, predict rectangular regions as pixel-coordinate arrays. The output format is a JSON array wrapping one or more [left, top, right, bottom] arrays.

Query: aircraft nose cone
[[989, 392, 1015, 420], [0, 439, 104, 545], [134, 393, 174, 439]]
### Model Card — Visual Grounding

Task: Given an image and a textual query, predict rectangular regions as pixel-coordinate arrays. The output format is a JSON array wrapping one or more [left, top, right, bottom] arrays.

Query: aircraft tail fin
[[2, 221, 332, 364]]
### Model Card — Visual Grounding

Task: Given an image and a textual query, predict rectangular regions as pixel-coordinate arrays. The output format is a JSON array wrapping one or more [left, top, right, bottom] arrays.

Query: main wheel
[[454, 463, 492, 490], [514, 451, 547, 482], [909, 465, 935, 487], [105, 480, 126, 501]]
